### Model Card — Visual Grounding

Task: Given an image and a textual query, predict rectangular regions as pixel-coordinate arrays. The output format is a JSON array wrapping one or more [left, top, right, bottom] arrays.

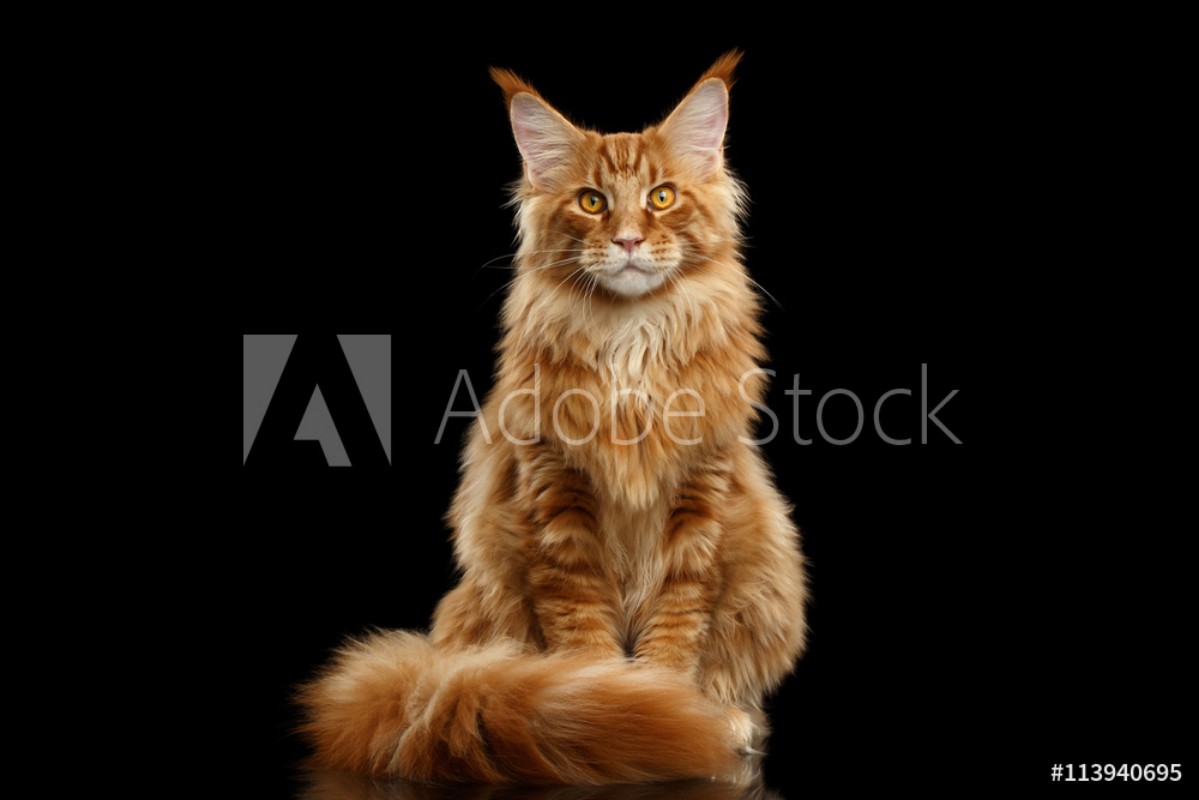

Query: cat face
[[559, 132, 692, 298], [496, 56, 743, 301]]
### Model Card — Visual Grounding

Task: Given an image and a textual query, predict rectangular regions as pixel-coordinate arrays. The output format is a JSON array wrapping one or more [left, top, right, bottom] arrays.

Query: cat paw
[[725, 706, 763, 756]]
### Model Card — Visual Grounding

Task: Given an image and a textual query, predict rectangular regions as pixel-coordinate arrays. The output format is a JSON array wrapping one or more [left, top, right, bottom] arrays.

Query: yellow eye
[[579, 190, 607, 214], [648, 185, 676, 210]]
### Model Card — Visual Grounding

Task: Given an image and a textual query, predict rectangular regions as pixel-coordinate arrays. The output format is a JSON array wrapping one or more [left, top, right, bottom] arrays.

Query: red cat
[[303, 52, 808, 785]]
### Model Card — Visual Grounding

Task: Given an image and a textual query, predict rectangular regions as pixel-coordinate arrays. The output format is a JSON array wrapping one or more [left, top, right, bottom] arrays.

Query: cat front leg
[[520, 445, 624, 659], [698, 448, 808, 709], [632, 464, 729, 677]]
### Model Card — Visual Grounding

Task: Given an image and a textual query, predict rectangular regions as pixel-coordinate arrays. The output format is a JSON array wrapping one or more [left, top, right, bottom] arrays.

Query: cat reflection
[[300, 768, 782, 800]]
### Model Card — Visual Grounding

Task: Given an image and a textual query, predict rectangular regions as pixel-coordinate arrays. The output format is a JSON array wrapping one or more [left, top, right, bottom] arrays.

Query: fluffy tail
[[300, 631, 741, 784]]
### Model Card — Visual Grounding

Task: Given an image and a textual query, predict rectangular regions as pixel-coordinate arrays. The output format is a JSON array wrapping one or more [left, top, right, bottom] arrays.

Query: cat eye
[[648, 185, 676, 210], [578, 190, 607, 214]]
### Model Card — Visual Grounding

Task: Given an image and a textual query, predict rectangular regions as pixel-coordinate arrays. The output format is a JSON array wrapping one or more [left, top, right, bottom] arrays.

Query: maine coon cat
[[303, 52, 807, 785]]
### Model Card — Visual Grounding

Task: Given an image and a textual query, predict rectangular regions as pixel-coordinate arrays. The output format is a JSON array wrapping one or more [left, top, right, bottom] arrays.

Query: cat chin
[[597, 266, 670, 299]]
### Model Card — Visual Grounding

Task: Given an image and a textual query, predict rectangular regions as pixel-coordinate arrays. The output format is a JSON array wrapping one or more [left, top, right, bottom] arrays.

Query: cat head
[[493, 53, 746, 302]]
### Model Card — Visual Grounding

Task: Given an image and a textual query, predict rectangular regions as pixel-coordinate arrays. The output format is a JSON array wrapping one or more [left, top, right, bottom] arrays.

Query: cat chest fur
[[500, 338, 757, 513]]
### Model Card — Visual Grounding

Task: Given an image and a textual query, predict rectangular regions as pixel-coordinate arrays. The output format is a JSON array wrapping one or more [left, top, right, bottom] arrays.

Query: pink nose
[[614, 236, 644, 254]]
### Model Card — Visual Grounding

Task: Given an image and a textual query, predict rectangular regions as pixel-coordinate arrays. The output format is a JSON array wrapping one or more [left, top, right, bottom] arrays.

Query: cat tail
[[300, 630, 743, 784]]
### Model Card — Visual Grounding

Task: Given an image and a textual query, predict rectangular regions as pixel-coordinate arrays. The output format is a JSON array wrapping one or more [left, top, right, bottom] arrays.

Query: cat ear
[[659, 52, 740, 176], [509, 94, 582, 189], [491, 68, 582, 190]]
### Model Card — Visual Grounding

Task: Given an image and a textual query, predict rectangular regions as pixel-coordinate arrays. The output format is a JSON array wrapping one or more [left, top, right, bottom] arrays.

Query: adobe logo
[[243, 335, 391, 468]]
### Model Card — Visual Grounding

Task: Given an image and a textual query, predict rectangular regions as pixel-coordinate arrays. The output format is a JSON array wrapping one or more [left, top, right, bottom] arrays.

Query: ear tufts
[[490, 67, 542, 108], [698, 50, 743, 89]]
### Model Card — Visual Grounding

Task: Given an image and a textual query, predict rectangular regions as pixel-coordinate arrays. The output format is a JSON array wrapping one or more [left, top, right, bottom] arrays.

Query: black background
[[198, 21, 1189, 798]]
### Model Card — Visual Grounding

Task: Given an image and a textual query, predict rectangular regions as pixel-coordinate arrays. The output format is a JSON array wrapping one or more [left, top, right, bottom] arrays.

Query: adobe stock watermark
[[436, 363, 960, 446], [244, 336, 958, 470], [244, 334, 391, 468]]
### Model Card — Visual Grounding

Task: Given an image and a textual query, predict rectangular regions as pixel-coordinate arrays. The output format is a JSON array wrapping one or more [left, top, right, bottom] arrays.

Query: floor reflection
[[299, 767, 782, 800]]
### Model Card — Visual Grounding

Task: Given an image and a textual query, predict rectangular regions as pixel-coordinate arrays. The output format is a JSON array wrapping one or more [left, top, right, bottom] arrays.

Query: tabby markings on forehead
[[597, 135, 648, 177]]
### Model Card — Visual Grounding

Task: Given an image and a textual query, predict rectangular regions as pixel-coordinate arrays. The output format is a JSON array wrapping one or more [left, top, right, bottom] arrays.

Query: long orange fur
[[302, 52, 808, 785]]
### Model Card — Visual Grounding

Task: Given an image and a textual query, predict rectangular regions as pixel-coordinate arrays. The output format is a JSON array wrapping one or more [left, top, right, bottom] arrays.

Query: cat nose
[[614, 236, 644, 254]]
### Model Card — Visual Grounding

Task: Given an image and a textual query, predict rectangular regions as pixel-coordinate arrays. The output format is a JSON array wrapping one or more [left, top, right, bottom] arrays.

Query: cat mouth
[[613, 261, 661, 280], [616, 262, 653, 275], [594, 261, 669, 298]]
